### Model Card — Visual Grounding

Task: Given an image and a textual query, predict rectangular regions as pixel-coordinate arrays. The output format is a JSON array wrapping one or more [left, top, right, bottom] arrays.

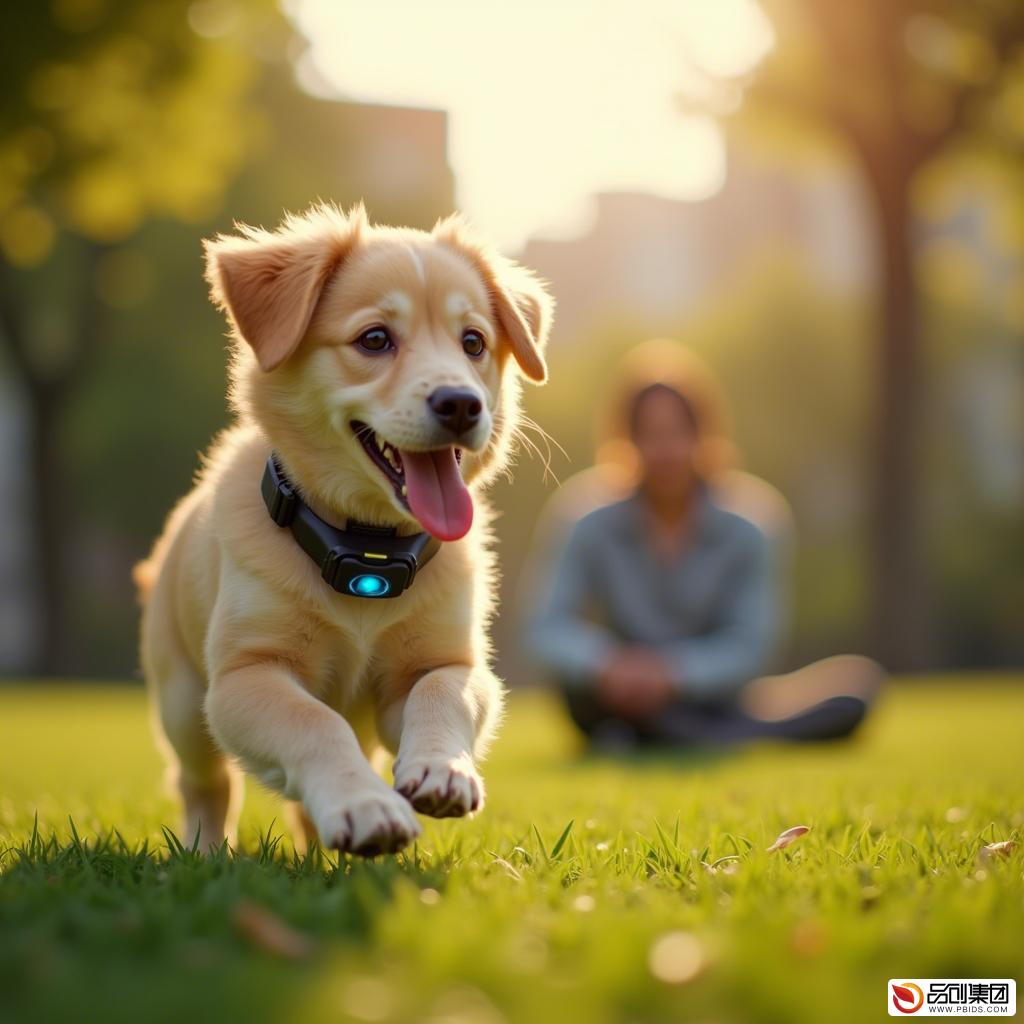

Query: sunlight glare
[[288, 0, 773, 250]]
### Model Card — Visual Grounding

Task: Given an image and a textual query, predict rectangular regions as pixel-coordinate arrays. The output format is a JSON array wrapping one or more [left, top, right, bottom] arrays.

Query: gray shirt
[[526, 490, 784, 699]]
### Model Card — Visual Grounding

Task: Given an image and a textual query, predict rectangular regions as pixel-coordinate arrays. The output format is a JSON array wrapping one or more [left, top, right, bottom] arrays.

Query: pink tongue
[[401, 448, 473, 541]]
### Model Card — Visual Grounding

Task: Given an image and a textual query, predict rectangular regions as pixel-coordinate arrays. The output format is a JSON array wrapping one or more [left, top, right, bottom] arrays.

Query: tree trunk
[[865, 159, 930, 670], [0, 247, 103, 676], [26, 376, 75, 676]]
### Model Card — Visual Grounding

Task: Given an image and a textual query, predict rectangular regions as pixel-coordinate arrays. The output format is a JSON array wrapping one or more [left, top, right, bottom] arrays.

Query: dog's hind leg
[[283, 800, 318, 855], [142, 581, 244, 852], [150, 658, 244, 852]]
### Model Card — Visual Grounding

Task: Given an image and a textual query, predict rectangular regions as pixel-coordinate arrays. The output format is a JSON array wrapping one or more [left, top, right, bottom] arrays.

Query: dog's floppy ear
[[204, 203, 366, 372], [433, 215, 553, 383]]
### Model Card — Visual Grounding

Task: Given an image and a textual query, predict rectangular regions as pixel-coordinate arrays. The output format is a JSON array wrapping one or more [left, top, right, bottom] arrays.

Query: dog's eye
[[462, 329, 486, 358], [355, 327, 394, 354]]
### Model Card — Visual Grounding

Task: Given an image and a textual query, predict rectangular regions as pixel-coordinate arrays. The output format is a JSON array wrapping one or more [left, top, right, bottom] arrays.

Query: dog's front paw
[[313, 786, 422, 857], [393, 754, 484, 818]]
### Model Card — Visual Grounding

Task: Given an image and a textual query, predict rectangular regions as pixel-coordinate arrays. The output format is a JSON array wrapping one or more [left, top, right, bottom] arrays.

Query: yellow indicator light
[[363, 552, 388, 560]]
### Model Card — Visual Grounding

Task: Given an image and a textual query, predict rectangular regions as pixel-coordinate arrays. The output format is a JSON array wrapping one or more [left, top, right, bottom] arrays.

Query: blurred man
[[526, 340, 882, 749]]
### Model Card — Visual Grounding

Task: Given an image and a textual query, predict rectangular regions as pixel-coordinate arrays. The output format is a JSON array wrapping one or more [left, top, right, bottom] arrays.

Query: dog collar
[[260, 455, 440, 599]]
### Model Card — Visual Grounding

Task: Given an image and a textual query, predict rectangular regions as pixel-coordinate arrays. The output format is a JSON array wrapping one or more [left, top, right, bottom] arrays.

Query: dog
[[135, 203, 552, 856]]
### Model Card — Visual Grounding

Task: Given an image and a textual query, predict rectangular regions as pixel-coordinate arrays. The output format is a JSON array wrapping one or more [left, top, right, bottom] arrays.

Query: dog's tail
[[132, 557, 157, 605]]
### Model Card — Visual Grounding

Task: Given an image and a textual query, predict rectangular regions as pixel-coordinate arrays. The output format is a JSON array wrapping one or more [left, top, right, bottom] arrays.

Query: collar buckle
[[261, 457, 298, 526]]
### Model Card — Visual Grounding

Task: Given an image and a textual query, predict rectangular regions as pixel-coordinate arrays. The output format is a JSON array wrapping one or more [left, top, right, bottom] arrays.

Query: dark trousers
[[561, 676, 872, 747]]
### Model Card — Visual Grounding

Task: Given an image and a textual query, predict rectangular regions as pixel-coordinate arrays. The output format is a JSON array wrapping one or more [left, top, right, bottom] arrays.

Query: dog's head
[[204, 203, 552, 541]]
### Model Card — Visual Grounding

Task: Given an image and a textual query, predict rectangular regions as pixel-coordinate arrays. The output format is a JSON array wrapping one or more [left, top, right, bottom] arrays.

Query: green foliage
[[743, 0, 1024, 158], [1, 681, 1022, 1024], [0, 0, 282, 265]]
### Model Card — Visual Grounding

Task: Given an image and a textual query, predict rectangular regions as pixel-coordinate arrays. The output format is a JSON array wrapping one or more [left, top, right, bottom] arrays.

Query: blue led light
[[349, 573, 390, 597]]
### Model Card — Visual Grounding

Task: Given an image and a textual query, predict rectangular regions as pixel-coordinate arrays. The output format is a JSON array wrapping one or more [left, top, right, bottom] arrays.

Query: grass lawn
[[1, 679, 1022, 1024]]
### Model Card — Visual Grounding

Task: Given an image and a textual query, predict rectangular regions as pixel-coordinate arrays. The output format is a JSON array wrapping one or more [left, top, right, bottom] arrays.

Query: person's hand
[[597, 647, 676, 719]]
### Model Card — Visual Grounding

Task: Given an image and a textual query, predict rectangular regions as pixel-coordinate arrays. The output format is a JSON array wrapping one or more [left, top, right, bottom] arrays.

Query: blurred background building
[[521, 160, 870, 342], [1, 0, 1022, 681]]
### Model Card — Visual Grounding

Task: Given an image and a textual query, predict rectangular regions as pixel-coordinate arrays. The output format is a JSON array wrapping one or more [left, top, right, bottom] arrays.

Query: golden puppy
[[136, 203, 552, 856]]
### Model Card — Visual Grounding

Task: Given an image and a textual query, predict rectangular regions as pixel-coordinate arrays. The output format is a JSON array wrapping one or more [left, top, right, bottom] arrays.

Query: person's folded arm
[[659, 525, 785, 700], [525, 519, 616, 689]]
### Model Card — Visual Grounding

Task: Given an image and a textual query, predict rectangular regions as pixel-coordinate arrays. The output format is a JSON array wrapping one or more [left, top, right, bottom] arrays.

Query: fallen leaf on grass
[[767, 825, 810, 853], [979, 840, 1017, 861], [232, 900, 315, 960]]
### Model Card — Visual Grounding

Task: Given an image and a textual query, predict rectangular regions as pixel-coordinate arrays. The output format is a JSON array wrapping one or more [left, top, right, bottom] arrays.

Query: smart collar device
[[261, 455, 440, 599]]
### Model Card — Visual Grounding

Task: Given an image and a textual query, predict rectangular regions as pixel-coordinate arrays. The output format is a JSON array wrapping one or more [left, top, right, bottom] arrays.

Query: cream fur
[[137, 203, 552, 856]]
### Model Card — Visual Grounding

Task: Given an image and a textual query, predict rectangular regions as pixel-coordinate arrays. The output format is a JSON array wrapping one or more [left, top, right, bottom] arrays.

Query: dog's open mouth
[[351, 421, 472, 542]]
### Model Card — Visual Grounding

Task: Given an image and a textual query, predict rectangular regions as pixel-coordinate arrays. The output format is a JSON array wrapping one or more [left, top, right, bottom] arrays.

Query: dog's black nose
[[428, 387, 483, 437]]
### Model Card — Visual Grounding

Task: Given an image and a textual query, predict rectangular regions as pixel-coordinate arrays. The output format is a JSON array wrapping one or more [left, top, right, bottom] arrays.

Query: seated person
[[524, 340, 883, 748]]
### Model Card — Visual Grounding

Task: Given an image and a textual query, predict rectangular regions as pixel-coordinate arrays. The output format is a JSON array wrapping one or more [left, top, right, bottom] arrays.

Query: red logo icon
[[892, 982, 925, 1014]]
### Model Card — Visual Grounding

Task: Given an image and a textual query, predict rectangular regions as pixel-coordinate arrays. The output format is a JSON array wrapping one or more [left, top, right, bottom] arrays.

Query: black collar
[[260, 455, 440, 599]]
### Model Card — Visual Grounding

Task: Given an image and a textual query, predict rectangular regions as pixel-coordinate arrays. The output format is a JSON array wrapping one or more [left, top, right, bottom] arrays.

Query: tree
[[0, 1, 282, 673], [714, 0, 1024, 667]]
